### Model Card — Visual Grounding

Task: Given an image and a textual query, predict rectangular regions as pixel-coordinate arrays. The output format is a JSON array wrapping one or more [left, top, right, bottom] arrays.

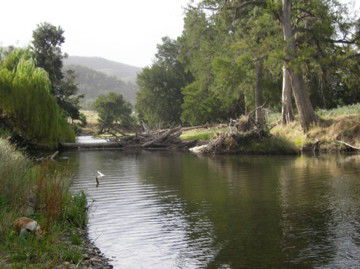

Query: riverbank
[[182, 105, 360, 154], [0, 139, 112, 268], [79, 104, 360, 155]]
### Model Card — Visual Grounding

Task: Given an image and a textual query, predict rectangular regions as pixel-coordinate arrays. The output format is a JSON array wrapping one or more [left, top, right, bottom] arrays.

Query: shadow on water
[[60, 151, 360, 268]]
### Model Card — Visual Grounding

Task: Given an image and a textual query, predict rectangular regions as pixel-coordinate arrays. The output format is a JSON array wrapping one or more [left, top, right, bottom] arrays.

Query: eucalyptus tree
[[197, 0, 360, 130]]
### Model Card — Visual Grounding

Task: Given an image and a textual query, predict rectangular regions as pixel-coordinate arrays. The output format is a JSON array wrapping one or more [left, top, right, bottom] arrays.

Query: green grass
[[181, 127, 226, 141], [266, 112, 282, 124], [317, 103, 360, 119], [238, 135, 299, 154], [0, 139, 88, 267]]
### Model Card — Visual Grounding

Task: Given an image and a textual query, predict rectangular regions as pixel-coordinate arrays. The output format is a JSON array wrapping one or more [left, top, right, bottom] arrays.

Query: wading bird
[[96, 171, 105, 186]]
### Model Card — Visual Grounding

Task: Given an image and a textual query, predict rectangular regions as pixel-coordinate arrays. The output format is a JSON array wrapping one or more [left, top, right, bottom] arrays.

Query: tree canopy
[[135, 0, 360, 130], [32, 22, 82, 120], [0, 48, 75, 146], [136, 37, 193, 128], [94, 92, 134, 134]]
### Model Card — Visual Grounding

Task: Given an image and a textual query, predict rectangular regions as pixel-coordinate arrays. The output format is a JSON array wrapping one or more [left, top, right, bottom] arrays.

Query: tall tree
[[197, 0, 321, 130], [281, 66, 294, 124], [32, 22, 82, 120], [136, 37, 193, 128], [280, 0, 317, 130]]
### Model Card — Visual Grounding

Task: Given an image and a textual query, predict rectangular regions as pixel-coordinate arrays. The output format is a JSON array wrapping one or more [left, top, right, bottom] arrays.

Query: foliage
[[0, 48, 75, 146], [32, 22, 82, 120], [32, 22, 64, 89], [134, 0, 360, 130], [94, 92, 134, 134], [0, 139, 87, 266], [136, 37, 193, 128]]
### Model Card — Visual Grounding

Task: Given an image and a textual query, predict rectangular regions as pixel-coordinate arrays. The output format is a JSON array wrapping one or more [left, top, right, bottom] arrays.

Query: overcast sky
[[0, 0, 358, 68]]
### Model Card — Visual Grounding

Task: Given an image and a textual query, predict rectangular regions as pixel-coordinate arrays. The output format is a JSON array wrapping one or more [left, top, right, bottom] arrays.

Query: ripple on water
[[67, 152, 360, 268]]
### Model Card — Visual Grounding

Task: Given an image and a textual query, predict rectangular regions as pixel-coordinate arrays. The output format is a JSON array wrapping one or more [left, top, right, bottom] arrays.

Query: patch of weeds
[[70, 232, 83, 246], [63, 191, 88, 229], [62, 246, 83, 264]]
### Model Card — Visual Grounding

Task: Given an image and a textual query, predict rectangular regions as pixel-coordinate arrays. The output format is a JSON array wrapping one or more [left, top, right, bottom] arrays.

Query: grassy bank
[[271, 104, 360, 152], [0, 139, 88, 267]]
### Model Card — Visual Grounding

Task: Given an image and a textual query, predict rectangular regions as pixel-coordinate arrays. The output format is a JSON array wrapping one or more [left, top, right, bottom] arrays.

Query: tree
[[179, 5, 283, 125], [31, 22, 82, 120], [0, 48, 75, 146], [280, 0, 318, 130], [136, 37, 193, 128], [94, 92, 134, 135], [179, 8, 234, 125]]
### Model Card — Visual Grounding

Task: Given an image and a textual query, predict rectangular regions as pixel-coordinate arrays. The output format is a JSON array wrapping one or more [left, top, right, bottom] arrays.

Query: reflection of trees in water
[[63, 151, 360, 267], [279, 155, 360, 267], [138, 154, 294, 267]]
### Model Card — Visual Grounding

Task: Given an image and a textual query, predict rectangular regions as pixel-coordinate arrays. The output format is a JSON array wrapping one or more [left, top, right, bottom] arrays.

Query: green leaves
[[136, 37, 192, 128], [32, 22, 82, 121], [95, 92, 134, 133], [0, 48, 75, 146]]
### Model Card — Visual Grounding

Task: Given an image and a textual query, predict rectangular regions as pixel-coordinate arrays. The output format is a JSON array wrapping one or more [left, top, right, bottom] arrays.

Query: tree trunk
[[255, 59, 265, 127], [281, 0, 317, 131], [281, 65, 294, 124]]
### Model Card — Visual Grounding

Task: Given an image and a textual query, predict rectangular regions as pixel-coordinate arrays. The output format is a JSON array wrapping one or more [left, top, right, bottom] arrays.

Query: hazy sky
[[0, 0, 191, 67], [0, 0, 358, 67]]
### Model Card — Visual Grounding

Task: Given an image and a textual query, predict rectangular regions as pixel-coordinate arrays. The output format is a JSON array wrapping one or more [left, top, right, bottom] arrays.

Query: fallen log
[[335, 140, 360, 150], [35, 150, 59, 162], [141, 128, 181, 148], [60, 142, 123, 149]]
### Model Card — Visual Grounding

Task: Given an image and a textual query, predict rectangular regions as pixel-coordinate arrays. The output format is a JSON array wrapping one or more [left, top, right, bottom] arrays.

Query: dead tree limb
[[141, 127, 181, 148], [336, 140, 360, 150]]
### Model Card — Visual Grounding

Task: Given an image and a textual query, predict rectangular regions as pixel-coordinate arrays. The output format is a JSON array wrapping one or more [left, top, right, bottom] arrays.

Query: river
[[60, 149, 360, 268]]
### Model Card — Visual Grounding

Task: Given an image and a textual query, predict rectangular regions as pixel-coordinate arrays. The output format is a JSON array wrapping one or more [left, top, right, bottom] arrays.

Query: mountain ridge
[[64, 64, 138, 108], [64, 56, 142, 82]]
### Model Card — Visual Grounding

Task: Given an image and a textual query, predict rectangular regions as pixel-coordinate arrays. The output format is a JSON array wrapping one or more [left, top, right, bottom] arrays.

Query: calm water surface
[[61, 150, 360, 268]]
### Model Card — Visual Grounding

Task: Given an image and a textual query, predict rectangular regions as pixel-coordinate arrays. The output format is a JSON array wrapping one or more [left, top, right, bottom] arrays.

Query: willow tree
[[0, 48, 75, 147]]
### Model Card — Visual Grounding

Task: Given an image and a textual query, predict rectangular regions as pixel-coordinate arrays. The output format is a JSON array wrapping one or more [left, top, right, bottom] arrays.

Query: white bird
[[96, 171, 105, 186]]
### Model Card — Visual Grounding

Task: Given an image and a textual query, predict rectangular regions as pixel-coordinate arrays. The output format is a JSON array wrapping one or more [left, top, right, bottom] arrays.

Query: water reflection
[[60, 151, 360, 268]]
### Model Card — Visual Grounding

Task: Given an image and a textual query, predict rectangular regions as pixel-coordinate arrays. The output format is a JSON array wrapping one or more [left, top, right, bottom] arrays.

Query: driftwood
[[50, 151, 59, 160], [335, 140, 360, 150], [104, 127, 198, 150], [141, 128, 181, 148], [35, 151, 59, 162]]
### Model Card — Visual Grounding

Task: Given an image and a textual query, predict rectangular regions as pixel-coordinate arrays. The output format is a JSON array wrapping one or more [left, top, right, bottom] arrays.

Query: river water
[[61, 149, 360, 268]]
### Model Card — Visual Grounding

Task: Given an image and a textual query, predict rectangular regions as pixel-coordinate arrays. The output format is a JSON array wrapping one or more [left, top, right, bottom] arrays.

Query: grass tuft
[[0, 138, 88, 267]]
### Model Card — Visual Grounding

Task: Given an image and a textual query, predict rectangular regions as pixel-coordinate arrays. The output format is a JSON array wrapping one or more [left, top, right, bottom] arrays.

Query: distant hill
[[64, 56, 142, 82], [64, 64, 138, 108]]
